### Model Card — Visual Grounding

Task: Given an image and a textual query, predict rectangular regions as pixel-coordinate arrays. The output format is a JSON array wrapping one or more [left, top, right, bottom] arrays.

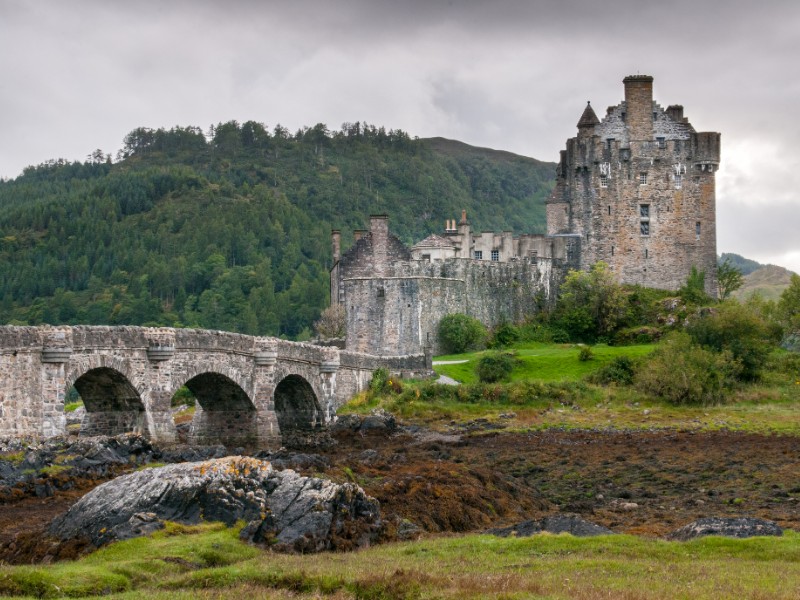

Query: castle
[[331, 75, 720, 356]]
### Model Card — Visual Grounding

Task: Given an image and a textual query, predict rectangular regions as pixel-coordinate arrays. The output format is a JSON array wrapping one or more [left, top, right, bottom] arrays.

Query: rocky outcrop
[[487, 514, 614, 538], [667, 517, 783, 541], [49, 456, 381, 553]]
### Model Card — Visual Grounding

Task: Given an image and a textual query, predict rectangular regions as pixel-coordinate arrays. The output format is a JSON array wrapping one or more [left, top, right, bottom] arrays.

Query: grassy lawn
[[341, 342, 800, 434], [434, 342, 656, 384], [1, 523, 798, 599]]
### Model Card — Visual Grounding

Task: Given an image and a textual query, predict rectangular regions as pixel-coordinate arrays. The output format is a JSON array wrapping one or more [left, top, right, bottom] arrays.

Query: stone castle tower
[[547, 75, 720, 294]]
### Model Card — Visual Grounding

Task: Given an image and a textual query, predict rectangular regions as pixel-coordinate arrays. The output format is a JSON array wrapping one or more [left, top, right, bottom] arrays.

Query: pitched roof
[[412, 234, 456, 249], [577, 101, 600, 129]]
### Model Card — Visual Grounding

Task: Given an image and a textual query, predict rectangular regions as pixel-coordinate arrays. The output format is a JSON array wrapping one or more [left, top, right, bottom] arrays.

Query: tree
[[717, 258, 744, 300], [686, 301, 775, 381], [438, 313, 487, 354], [679, 266, 711, 305], [314, 304, 346, 339], [553, 262, 627, 342], [777, 273, 800, 331]]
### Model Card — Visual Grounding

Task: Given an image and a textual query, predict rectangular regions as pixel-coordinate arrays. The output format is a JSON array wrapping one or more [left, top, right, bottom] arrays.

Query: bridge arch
[[66, 357, 148, 437], [176, 368, 258, 447], [274, 374, 324, 443]]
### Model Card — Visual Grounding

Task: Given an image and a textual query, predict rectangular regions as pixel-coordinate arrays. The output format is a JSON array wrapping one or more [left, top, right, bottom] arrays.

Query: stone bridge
[[0, 326, 429, 448]]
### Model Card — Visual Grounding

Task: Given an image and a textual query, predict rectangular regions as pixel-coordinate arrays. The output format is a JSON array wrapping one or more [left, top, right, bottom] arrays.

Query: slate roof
[[577, 101, 600, 128]]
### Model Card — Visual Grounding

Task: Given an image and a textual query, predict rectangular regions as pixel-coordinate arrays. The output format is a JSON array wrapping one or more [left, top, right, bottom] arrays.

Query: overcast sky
[[1, 0, 798, 272]]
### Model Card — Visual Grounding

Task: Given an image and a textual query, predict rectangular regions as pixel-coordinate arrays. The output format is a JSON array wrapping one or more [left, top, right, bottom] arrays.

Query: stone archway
[[273, 374, 324, 445], [182, 372, 258, 447], [71, 367, 147, 437]]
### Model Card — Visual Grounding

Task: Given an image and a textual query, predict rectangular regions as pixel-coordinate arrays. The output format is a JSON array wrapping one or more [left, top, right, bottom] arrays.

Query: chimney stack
[[623, 75, 654, 140], [331, 230, 341, 263]]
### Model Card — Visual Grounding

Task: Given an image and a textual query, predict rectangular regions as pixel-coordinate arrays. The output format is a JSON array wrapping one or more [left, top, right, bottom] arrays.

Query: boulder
[[667, 517, 783, 541], [49, 456, 381, 553], [487, 514, 613, 538]]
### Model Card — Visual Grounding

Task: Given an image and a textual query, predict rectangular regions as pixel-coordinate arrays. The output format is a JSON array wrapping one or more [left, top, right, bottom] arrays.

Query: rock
[[65, 406, 85, 426], [487, 514, 614, 538], [49, 456, 381, 553], [667, 517, 783, 541], [396, 518, 423, 540]]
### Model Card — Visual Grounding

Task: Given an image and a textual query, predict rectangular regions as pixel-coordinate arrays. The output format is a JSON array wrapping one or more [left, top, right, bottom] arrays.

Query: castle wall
[[549, 75, 719, 295]]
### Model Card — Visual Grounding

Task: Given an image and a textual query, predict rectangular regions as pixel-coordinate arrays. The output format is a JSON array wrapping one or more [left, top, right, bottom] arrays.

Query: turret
[[576, 101, 600, 138]]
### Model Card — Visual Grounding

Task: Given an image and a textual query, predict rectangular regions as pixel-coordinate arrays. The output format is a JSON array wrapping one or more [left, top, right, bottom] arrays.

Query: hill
[[0, 122, 555, 338], [733, 264, 797, 301]]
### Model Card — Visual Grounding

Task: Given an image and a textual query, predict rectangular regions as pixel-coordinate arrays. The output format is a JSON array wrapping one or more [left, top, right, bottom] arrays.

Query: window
[[611, 246, 615, 256], [600, 175, 608, 188], [473, 250, 483, 260], [607, 205, 611, 215], [675, 174, 682, 189], [377, 287, 385, 298], [606, 138, 615, 150], [421, 253, 431, 261], [645, 249, 649, 259], [491, 250, 500, 262], [657, 137, 666, 149], [696, 222, 701, 237], [639, 172, 648, 185], [640, 204, 650, 236]]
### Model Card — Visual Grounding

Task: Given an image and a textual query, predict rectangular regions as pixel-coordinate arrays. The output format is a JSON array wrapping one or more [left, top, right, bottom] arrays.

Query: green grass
[[1, 524, 798, 599], [342, 341, 800, 433], [434, 342, 656, 384]]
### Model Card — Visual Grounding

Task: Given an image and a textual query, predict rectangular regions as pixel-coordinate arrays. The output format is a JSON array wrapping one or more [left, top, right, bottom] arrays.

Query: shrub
[[679, 266, 711, 306], [552, 262, 628, 343], [634, 332, 739, 405], [314, 304, 346, 339], [489, 321, 520, 348], [438, 313, 487, 354], [578, 346, 594, 362], [612, 326, 663, 346], [475, 352, 516, 383], [588, 355, 637, 385], [686, 301, 776, 381], [370, 368, 390, 392]]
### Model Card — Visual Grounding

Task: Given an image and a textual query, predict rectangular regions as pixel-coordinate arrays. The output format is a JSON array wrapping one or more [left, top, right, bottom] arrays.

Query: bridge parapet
[[0, 325, 403, 448]]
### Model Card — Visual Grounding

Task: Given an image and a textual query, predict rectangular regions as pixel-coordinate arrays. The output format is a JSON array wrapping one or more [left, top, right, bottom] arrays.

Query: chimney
[[369, 214, 389, 274], [623, 75, 654, 140], [331, 230, 341, 263], [353, 230, 366, 242], [666, 105, 684, 123], [460, 209, 468, 225]]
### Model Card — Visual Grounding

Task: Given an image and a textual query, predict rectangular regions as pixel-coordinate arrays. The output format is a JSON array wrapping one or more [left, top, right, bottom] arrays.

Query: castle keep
[[332, 76, 720, 355], [547, 75, 719, 294]]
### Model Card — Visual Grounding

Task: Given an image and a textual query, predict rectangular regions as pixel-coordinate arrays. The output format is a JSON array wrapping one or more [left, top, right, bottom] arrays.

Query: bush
[[438, 313, 487, 354], [686, 301, 776, 381], [588, 355, 637, 385], [475, 352, 516, 383], [578, 346, 594, 362], [369, 368, 390, 392], [612, 326, 663, 346], [634, 332, 739, 405], [679, 266, 712, 306], [489, 321, 520, 348]]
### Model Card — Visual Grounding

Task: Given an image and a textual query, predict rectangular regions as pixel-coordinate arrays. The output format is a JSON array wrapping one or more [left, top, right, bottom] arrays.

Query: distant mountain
[[720, 253, 797, 301], [733, 265, 797, 302], [0, 122, 556, 338], [719, 253, 763, 276]]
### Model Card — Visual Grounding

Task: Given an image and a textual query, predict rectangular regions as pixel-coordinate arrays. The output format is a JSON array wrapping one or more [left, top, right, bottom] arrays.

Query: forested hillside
[[0, 122, 555, 338]]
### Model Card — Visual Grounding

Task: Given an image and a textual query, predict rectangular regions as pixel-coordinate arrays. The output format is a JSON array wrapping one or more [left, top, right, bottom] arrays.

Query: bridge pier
[[0, 326, 428, 445]]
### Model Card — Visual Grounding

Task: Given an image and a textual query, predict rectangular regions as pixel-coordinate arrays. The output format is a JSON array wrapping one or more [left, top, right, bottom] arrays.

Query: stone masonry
[[0, 325, 428, 444], [547, 75, 720, 294], [332, 75, 720, 356]]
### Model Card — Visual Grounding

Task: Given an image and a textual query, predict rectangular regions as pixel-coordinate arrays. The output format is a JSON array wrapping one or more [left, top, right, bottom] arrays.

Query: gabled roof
[[412, 234, 456, 249], [577, 101, 600, 129]]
